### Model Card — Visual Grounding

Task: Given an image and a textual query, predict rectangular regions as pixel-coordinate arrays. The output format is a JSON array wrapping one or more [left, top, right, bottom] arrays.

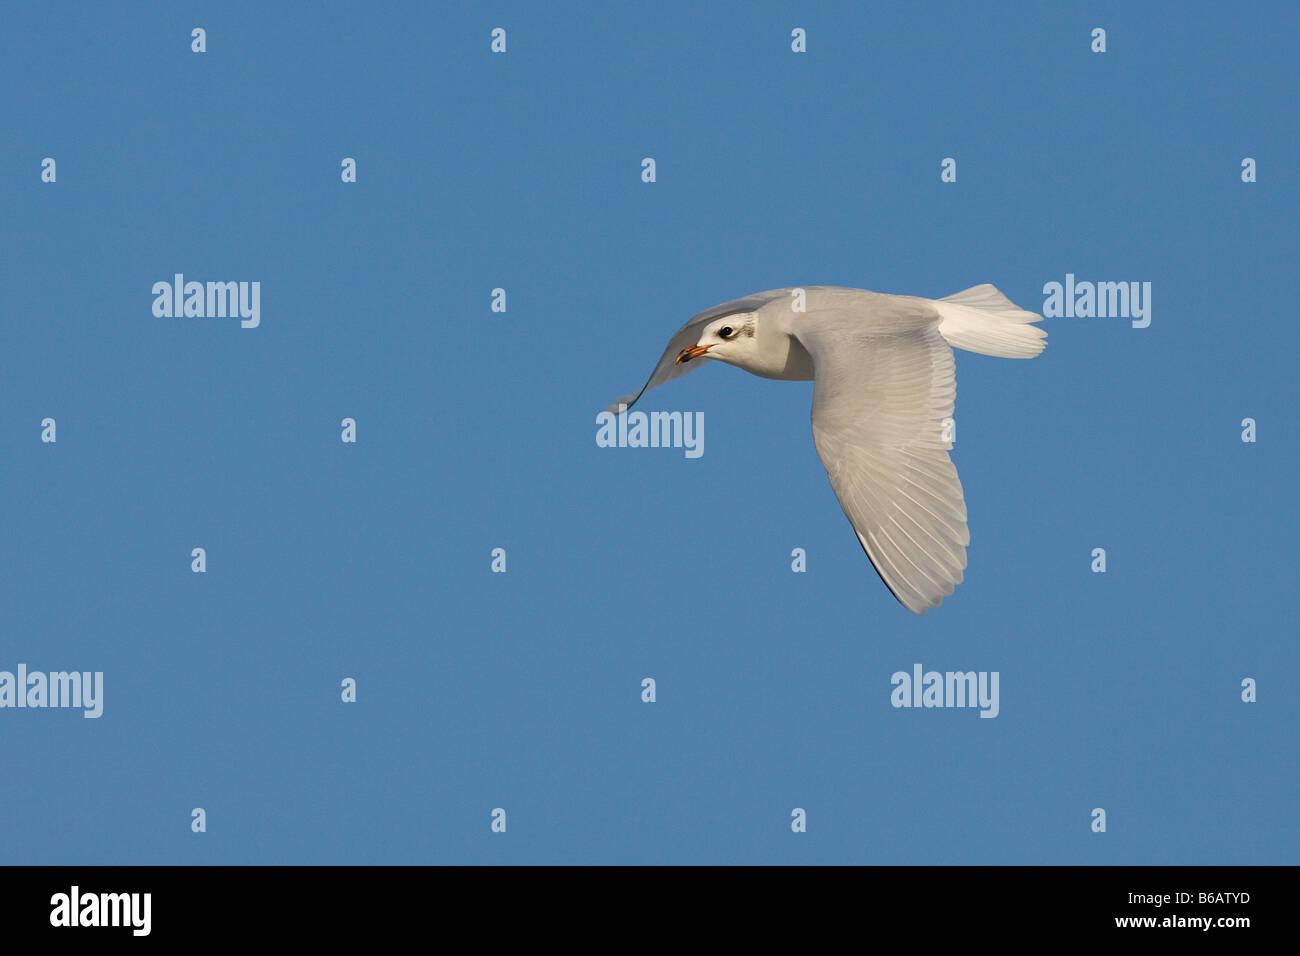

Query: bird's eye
[[719, 326, 733, 339]]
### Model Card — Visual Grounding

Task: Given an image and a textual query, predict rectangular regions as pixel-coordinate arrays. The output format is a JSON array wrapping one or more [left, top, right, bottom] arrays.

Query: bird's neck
[[735, 325, 815, 382]]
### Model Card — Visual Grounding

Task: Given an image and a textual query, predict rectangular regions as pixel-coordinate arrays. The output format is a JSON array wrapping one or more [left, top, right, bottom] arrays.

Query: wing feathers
[[799, 321, 970, 614]]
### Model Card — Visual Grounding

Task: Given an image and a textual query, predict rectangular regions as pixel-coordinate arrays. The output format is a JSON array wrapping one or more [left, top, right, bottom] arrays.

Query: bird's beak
[[676, 343, 714, 364]]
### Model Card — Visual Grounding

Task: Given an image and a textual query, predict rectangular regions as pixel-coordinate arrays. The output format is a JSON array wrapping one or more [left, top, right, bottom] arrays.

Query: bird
[[607, 284, 1046, 614]]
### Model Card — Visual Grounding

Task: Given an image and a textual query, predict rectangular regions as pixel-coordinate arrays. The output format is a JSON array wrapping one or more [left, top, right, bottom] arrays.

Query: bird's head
[[676, 314, 758, 368]]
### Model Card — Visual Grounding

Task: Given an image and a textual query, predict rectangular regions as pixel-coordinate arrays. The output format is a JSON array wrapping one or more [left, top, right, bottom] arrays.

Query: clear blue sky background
[[2, 1, 1296, 864]]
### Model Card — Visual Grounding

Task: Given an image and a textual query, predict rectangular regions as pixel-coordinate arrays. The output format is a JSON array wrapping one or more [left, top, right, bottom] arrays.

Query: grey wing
[[606, 290, 790, 413], [605, 313, 717, 414], [794, 315, 970, 614]]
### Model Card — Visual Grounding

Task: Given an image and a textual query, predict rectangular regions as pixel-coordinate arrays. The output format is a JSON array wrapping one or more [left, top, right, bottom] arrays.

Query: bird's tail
[[933, 284, 1046, 358]]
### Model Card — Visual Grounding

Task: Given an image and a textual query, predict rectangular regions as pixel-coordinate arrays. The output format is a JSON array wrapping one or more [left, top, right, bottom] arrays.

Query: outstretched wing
[[793, 311, 970, 614], [605, 290, 788, 413]]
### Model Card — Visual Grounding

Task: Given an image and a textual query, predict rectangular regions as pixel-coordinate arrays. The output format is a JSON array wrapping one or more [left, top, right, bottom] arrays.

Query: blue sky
[[2, 1, 1296, 864]]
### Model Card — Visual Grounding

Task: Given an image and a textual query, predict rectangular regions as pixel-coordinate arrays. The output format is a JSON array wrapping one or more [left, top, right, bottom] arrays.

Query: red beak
[[676, 344, 714, 364]]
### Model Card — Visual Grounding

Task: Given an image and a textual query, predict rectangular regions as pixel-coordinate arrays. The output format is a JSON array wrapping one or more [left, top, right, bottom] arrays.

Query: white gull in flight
[[608, 284, 1046, 614]]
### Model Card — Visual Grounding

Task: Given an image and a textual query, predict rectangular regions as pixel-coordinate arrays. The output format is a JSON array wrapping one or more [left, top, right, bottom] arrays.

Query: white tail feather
[[934, 283, 1046, 358]]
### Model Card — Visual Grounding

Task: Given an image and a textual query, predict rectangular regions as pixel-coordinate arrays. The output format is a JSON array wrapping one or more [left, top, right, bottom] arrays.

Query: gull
[[607, 285, 1046, 614]]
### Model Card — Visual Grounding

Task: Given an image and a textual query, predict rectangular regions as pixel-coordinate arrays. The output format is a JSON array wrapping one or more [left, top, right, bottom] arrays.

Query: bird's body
[[608, 284, 1046, 615]]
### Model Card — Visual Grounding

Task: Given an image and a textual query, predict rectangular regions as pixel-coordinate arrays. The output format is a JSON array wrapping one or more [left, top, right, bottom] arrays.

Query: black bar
[[1, 865, 1283, 941]]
